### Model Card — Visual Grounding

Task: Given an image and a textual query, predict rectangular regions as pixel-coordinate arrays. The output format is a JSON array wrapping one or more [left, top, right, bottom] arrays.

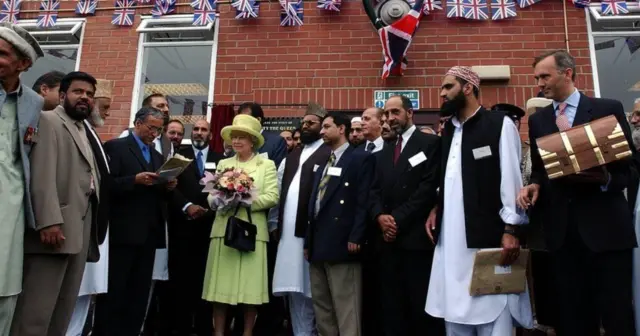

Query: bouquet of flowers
[[200, 167, 257, 213]]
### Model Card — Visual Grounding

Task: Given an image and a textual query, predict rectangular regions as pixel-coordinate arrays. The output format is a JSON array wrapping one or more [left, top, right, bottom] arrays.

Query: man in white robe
[[425, 66, 533, 335]]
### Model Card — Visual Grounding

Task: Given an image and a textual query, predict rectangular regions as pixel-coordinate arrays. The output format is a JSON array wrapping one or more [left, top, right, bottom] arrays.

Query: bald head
[[192, 119, 212, 150]]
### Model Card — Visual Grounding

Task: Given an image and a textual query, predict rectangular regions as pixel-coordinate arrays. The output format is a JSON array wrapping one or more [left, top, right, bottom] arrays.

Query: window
[[132, 15, 219, 144], [587, 3, 640, 112], [18, 18, 85, 90]]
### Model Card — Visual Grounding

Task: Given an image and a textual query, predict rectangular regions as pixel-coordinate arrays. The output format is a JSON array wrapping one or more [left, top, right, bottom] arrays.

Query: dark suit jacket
[[85, 121, 110, 245], [306, 146, 373, 262], [369, 129, 441, 250], [104, 134, 182, 247], [259, 131, 287, 167], [528, 93, 638, 252]]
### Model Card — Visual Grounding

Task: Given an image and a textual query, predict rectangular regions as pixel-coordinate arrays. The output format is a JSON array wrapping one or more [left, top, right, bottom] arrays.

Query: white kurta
[[272, 139, 324, 297], [425, 114, 533, 328]]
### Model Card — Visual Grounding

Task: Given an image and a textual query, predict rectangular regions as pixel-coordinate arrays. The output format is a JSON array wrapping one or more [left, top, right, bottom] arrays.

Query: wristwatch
[[504, 226, 522, 239]]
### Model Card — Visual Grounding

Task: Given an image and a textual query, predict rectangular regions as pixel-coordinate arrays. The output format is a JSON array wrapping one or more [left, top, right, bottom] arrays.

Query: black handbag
[[224, 204, 257, 252]]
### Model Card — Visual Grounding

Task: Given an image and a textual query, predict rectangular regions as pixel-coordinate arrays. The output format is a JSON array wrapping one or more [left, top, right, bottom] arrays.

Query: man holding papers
[[424, 66, 532, 335]]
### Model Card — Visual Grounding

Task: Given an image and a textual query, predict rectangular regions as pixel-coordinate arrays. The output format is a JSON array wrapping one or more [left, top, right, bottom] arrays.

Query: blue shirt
[[552, 88, 580, 127], [132, 132, 151, 163]]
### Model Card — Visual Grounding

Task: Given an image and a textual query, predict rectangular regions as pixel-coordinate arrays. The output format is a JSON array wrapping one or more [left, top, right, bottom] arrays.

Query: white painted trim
[[39, 44, 81, 49], [207, 18, 219, 120], [130, 30, 147, 127], [17, 18, 85, 36], [586, 7, 601, 97], [141, 41, 214, 47], [136, 14, 214, 33], [591, 31, 640, 37], [589, 2, 640, 21], [74, 21, 86, 71]]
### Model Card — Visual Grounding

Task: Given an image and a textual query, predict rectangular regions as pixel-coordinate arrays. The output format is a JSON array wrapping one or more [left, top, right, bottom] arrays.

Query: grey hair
[[635, 97, 640, 104], [533, 50, 576, 81], [134, 107, 165, 124]]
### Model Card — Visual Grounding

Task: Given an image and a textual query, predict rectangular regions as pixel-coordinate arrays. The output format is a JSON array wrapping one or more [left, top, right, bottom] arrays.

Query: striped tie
[[556, 102, 571, 131], [316, 153, 336, 204]]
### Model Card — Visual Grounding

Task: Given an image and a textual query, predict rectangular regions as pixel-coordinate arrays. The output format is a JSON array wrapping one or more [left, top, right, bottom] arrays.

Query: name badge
[[259, 152, 269, 159], [472, 146, 492, 160], [327, 167, 342, 177], [204, 162, 216, 170], [408, 152, 427, 167], [313, 164, 319, 172]]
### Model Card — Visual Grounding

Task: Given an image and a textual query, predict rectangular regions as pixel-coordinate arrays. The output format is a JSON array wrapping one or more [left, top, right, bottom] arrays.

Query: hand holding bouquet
[[200, 167, 256, 213]]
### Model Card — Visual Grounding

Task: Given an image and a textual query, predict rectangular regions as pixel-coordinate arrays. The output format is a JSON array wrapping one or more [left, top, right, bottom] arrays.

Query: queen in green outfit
[[202, 114, 279, 335]]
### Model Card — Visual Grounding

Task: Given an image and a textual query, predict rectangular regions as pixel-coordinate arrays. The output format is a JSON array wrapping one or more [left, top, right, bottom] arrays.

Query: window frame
[[130, 14, 219, 145], [16, 17, 85, 69]]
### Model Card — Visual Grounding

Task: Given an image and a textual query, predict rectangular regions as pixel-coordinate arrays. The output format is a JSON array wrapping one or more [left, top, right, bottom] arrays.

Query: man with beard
[[166, 119, 185, 150], [380, 112, 397, 142], [349, 117, 365, 147], [12, 71, 102, 336], [32, 70, 64, 111], [361, 108, 384, 153], [424, 66, 532, 335], [272, 103, 331, 336], [167, 119, 221, 336], [293, 128, 302, 148], [280, 129, 296, 152], [630, 98, 640, 150], [369, 95, 443, 335], [91, 79, 113, 127]]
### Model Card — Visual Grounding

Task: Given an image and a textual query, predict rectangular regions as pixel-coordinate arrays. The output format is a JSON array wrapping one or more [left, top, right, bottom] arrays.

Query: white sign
[[374, 90, 420, 109]]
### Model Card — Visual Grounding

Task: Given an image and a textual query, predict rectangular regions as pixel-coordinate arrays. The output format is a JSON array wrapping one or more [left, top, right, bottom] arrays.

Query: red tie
[[394, 136, 402, 165], [556, 102, 571, 131]]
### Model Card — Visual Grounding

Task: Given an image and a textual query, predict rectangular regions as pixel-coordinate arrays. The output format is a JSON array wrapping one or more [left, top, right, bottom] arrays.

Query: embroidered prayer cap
[[0, 22, 43, 63], [95, 79, 114, 99], [525, 97, 553, 117], [221, 114, 265, 150], [305, 102, 327, 120], [446, 66, 480, 90], [351, 117, 362, 123], [491, 103, 525, 122]]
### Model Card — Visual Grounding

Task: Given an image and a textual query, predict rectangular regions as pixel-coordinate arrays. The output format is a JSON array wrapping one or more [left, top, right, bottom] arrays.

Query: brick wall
[[19, 0, 592, 140]]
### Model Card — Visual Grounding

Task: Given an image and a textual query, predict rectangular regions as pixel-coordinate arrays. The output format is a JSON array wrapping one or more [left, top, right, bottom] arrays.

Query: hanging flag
[[191, 0, 216, 25], [379, 0, 424, 79], [232, 0, 259, 19], [627, 36, 640, 55], [0, 0, 21, 23], [601, 0, 628, 15], [317, 0, 340, 12], [112, 0, 136, 26], [37, 0, 60, 28], [572, 0, 590, 8], [446, 0, 466, 18], [491, 0, 516, 20], [152, 0, 176, 18], [76, 0, 97, 15], [280, 0, 303, 26], [408, 0, 442, 15], [463, 0, 488, 20], [517, 0, 540, 8]]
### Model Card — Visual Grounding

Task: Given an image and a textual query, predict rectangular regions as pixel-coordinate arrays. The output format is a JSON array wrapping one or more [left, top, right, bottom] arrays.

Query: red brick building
[[14, 1, 640, 141]]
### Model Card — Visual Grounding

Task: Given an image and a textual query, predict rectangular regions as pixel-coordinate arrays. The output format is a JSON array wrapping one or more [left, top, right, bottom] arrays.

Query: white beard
[[89, 108, 104, 128], [632, 126, 640, 151]]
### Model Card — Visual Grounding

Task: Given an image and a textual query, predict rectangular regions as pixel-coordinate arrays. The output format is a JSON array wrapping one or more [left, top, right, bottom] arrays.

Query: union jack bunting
[[446, 0, 466, 18], [517, 0, 540, 8], [463, 0, 488, 20], [37, 0, 60, 28], [0, 0, 21, 24], [152, 0, 176, 18], [572, 0, 590, 8], [601, 0, 628, 15], [408, 0, 442, 15], [76, 0, 97, 15], [280, 0, 303, 27], [112, 0, 136, 26], [379, 0, 424, 79], [317, 0, 341, 12], [191, 0, 216, 25], [231, 0, 259, 19], [490, 0, 516, 20]]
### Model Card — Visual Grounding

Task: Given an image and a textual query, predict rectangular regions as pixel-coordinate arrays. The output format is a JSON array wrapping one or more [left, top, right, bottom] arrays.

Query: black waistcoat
[[278, 143, 332, 238], [436, 108, 506, 248]]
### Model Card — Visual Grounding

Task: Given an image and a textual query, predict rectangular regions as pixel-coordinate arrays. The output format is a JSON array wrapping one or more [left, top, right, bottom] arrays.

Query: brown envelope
[[469, 249, 530, 296]]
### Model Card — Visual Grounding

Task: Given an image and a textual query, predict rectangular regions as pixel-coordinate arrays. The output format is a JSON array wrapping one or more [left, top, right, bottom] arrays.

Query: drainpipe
[[563, 0, 571, 52]]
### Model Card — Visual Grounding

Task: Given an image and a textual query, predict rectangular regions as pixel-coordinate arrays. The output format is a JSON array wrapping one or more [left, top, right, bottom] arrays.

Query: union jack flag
[[76, 0, 97, 15], [37, 0, 59, 28], [317, 0, 341, 12], [463, 0, 488, 20], [601, 0, 628, 15], [280, 0, 303, 26], [0, 0, 21, 24], [446, 0, 466, 18], [408, 0, 441, 15], [491, 0, 516, 20], [379, 0, 424, 79], [191, 0, 216, 25], [517, 0, 540, 8], [231, 0, 259, 19], [152, 0, 176, 18], [112, 0, 136, 26], [572, 0, 590, 8]]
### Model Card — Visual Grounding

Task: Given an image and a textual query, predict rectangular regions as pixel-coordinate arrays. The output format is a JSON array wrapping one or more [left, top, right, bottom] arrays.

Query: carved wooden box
[[536, 115, 632, 179]]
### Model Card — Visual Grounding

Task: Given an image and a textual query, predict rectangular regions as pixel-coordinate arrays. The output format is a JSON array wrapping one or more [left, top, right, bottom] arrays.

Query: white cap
[[351, 117, 362, 123]]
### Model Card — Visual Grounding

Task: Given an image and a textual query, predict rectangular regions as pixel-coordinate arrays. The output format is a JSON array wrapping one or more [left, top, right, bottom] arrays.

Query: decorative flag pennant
[[37, 0, 60, 28], [379, 0, 424, 79], [446, 0, 466, 18], [231, 0, 259, 19], [463, 0, 488, 20], [317, 0, 341, 12], [517, 0, 540, 8], [112, 0, 136, 26], [408, 0, 442, 15], [572, 0, 590, 8], [491, 0, 516, 20], [0, 0, 21, 23], [152, 0, 176, 18], [280, 0, 303, 26], [601, 0, 628, 16], [191, 0, 216, 25], [76, 0, 97, 15]]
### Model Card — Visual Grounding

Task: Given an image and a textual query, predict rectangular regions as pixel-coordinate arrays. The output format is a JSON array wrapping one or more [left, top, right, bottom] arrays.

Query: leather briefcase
[[536, 114, 632, 180]]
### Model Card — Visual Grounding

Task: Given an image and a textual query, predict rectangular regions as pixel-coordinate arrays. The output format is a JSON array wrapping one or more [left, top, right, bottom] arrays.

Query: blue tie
[[197, 151, 204, 176], [142, 145, 151, 163]]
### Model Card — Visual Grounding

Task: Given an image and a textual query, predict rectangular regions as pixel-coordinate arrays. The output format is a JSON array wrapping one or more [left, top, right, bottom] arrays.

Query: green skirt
[[202, 237, 269, 305]]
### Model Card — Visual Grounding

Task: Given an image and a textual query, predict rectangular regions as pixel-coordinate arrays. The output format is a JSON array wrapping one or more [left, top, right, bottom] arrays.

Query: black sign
[[262, 117, 301, 134]]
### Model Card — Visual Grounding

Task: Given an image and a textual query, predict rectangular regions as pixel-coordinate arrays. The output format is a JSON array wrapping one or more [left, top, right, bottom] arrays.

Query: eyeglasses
[[144, 124, 164, 134]]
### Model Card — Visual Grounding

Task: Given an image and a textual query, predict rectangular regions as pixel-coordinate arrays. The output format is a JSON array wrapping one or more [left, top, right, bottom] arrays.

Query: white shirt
[[398, 125, 417, 152], [365, 136, 384, 153]]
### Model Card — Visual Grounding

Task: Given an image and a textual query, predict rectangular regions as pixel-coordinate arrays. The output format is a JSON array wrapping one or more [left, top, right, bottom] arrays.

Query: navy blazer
[[259, 131, 287, 167], [305, 145, 374, 262]]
